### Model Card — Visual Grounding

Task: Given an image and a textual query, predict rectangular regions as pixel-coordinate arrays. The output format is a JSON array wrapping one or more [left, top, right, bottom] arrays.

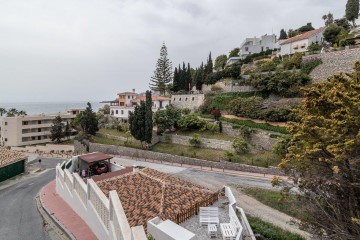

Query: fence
[[56, 163, 146, 240]]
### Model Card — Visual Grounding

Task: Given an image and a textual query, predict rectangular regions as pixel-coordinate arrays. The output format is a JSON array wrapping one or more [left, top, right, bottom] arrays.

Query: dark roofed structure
[[79, 152, 113, 164]]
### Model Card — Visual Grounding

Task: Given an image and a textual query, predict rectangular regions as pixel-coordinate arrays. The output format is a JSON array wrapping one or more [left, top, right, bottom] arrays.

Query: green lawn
[[91, 135, 143, 149], [242, 187, 304, 220], [152, 142, 281, 167], [169, 129, 235, 141], [246, 215, 305, 240], [98, 128, 129, 137]]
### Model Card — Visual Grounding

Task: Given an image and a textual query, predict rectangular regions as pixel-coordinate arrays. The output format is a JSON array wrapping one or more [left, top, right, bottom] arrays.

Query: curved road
[[0, 158, 64, 240]]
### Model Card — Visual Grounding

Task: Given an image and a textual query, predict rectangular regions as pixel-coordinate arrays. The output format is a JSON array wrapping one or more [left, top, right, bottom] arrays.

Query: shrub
[[307, 43, 322, 52], [259, 108, 292, 122], [224, 117, 288, 134], [210, 84, 223, 92], [238, 125, 255, 139], [259, 61, 277, 72], [181, 108, 191, 115], [300, 57, 322, 74], [232, 138, 249, 154], [227, 96, 263, 119], [189, 134, 201, 147], [177, 114, 207, 130], [203, 122, 219, 133], [273, 135, 291, 157], [224, 151, 234, 161], [283, 52, 302, 70]]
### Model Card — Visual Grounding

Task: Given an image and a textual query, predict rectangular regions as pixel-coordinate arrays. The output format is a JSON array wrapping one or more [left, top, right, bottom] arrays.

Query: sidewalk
[[40, 181, 97, 240]]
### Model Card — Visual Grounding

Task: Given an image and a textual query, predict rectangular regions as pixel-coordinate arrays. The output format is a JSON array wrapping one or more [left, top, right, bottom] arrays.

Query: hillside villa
[[279, 27, 325, 55], [239, 34, 279, 59], [109, 89, 171, 120]]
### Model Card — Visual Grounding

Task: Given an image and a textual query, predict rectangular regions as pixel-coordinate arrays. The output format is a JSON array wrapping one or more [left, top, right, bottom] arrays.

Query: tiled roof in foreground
[[0, 147, 26, 168], [97, 168, 218, 228]]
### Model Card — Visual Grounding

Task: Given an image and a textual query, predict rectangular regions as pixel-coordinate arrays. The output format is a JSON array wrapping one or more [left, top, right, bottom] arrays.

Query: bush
[[177, 114, 207, 130], [232, 138, 249, 154], [300, 57, 322, 74], [237, 125, 255, 139], [307, 43, 322, 52], [202, 122, 219, 133], [283, 52, 302, 70], [227, 96, 263, 119], [259, 108, 292, 122], [181, 108, 191, 115], [224, 151, 234, 161], [210, 84, 223, 92], [189, 134, 201, 147], [259, 61, 277, 72], [273, 135, 291, 157], [224, 117, 288, 134]]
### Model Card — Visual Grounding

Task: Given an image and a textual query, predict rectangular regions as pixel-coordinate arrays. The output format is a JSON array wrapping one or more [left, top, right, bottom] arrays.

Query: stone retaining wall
[[87, 142, 283, 175], [161, 134, 234, 151], [172, 94, 205, 111], [74, 140, 87, 155], [305, 48, 360, 83]]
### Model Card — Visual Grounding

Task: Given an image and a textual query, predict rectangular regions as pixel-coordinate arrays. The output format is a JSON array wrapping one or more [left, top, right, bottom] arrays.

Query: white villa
[[109, 90, 171, 120], [279, 28, 325, 56], [239, 34, 279, 59]]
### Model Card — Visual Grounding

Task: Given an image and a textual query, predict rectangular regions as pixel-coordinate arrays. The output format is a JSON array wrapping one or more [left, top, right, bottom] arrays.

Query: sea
[[0, 102, 105, 115]]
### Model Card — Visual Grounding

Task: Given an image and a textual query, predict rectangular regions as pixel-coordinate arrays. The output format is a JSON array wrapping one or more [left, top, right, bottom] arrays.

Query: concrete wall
[[161, 134, 233, 151], [305, 47, 360, 83], [87, 143, 283, 175], [171, 94, 205, 111], [200, 80, 257, 94]]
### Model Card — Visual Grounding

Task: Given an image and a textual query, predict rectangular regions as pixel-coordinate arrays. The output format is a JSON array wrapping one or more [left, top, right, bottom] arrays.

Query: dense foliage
[[149, 43, 173, 95], [279, 29, 287, 39], [232, 138, 249, 154], [214, 54, 227, 71], [279, 63, 360, 239], [0, 108, 27, 117], [71, 102, 99, 136], [51, 116, 64, 143], [300, 57, 322, 74], [173, 62, 192, 92], [145, 91, 153, 144], [153, 105, 182, 134], [346, 0, 359, 27], [283, 52, 302, 70], [223, 117, 288, 134], [177, 114, 207, 130], [227, 96, 263, 119]]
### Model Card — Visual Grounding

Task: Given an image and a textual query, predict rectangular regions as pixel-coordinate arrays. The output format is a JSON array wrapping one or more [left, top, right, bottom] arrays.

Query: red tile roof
[[78, 152, 113, 164], [92, 167, 133, 182], [0, 147, 26, 168], [280, 28, 325, 45], [97, 168, 219, 229]]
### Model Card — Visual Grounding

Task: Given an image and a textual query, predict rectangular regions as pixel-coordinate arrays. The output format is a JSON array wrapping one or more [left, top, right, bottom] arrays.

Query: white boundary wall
[[224, 186, 256, 240], [56, 162, 146, 240]]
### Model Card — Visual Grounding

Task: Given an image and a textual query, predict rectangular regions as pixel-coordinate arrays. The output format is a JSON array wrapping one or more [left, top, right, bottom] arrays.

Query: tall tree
[[144, 91, 153, 145], [71, 103, 98, 136], [64, 121, 71, 139], [205, 52, 213, 74], [278, 62, 360, 239], [322, 12, 334, 26], [6, 108, 18, 117], [346, 0, 359, 27], [214, 55, 227, 70], [149, 42, 173, 96], [186, 63, 192, 91], [279, 29, 288, 40], [129, 102, 146, 144], [51, 116, 64, 143], [0, 108, 6, 116], [228, 48, 240, 58], [173, 67, 179, 92]]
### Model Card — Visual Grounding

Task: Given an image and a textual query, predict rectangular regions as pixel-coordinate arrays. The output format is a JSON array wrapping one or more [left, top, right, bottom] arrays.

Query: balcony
[[22, 131, 51, 137]]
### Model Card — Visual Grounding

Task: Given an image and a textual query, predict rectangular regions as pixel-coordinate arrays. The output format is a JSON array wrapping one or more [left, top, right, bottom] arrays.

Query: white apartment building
[[280, 28, 325, 55], [0, 109, 82, 147], [110, 90, 171, 120], [239, 34, 278, 59]]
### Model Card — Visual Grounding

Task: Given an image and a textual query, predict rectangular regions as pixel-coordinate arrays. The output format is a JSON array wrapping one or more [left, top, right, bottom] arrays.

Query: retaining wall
[[87, 142, 283, 175], [171, 94, 205, 111]]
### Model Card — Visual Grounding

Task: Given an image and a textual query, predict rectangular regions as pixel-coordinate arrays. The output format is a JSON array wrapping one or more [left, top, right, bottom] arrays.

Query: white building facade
[[239, 34, 278, 59], [280, 28, 325, 56], [110, 90, 171, 120], [0, 109, 82, 147]]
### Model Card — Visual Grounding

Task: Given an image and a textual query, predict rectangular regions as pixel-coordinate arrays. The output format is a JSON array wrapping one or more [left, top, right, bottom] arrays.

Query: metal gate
[[0, 160, 25, 182]]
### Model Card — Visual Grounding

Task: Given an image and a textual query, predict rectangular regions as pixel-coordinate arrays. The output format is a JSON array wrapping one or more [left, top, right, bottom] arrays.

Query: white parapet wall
[[55, 163, 146, 240]]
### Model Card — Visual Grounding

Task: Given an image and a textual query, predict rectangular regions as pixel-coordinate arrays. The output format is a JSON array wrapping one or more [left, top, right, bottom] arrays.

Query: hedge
[[222, 117, 288, 134]]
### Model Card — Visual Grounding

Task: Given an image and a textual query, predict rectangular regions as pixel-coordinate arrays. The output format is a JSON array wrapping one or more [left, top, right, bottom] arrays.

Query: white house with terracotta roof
[[109, 90, 171, 120], [280, 28, 325, 56]]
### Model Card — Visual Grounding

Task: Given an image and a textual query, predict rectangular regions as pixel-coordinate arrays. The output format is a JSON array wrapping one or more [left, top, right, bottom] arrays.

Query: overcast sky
[[0, 0, 347, 102]]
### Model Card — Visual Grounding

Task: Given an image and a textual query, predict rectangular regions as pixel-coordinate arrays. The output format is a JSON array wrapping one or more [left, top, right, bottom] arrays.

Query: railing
[[88, 179, 110, 230], [237, 207, 256, 240], [174, 191, 219, 224], [109, 191, 132, 240], [64, 169, 74, 192], [73, 173, 87, 206]]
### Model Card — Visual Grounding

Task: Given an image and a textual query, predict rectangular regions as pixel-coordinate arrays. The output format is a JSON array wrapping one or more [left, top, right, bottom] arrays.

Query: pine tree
[[144, 91, 153, 145], [279, 29, 288, 39], [346, 0, 359, 27], [51, 116, 64, 143], [149, 42, 173, 96], [82, 102, 99, 136]]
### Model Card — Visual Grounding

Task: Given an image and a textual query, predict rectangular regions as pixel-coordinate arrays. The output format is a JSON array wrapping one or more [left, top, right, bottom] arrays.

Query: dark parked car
[[89, 162, 109, 175]]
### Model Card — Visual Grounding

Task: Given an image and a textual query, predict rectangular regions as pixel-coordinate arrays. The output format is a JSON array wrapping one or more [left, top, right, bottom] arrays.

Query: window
[[116, 110, 118, 114], [173, 98, 175, 101], [245, 47, 249, 51], [5, 138, 7, 142], [120, 102, 124, 106], [38, 136, 41, 140], [38, 120, 41, 124], [38, 128, 41, 132], [23, 121, 28, 125], [111, 110, 114, 115], [128, 96, 130, 99], [5, 122, 7, 126], [121, 110, 124, 115], [192, 97, 195, 101], [185, 98, 187, 101], [179, 98, 182, 101], [32, 136, 36, 140]]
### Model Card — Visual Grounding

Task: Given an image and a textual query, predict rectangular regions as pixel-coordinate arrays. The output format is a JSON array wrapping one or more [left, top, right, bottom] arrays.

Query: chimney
[[132, 89, 135, 93]]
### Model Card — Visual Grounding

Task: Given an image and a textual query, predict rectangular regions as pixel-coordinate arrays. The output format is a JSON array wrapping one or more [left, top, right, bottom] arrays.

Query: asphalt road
[[0, 158, 64, 240]]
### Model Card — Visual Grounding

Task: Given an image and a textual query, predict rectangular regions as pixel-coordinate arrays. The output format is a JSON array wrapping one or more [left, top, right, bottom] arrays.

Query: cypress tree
[[206, 52, 213, 74], [187, 63, 192, 91], [279, 29, 288, 39], [145, 91, 153, 145], [173, 67, 179, 92], [149, 42, 173, 95], [346, 0, 359, 27]]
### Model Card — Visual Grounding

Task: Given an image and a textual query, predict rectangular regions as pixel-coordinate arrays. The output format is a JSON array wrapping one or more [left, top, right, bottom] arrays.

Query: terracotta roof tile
[[0, 147, 26, 167], [97, 168, 218, 229], [280, 28, 325, 45]]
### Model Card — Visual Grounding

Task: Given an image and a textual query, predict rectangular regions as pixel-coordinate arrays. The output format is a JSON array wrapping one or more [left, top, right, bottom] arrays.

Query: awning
[[78, 152, 113, 164]]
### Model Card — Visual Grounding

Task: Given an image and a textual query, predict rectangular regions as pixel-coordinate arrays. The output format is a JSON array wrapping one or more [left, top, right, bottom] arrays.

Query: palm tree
[[0, 108, 6, 116], [6, 108, 18, 117], [17, 110, 27, 116]]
